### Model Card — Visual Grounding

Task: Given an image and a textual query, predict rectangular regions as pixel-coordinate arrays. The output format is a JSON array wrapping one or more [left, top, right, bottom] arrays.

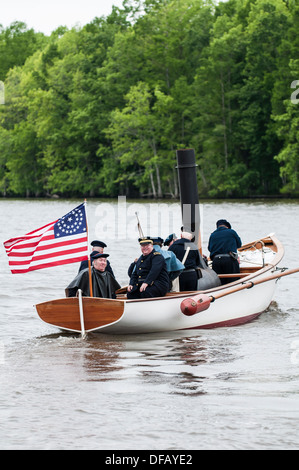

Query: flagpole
[[84, 199, 93, 297], [78, 289, 86, 338]]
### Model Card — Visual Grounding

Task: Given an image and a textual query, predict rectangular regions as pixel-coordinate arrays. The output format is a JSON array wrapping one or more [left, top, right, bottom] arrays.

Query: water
[[0, 198, 299, 450]]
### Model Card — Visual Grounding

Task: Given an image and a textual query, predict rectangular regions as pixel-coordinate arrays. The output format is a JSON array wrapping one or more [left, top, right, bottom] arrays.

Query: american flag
[[3, 203, 89, 274]]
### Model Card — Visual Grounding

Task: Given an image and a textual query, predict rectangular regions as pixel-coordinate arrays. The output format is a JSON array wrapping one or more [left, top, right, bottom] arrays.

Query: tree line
[[0, 0, 298, 199]]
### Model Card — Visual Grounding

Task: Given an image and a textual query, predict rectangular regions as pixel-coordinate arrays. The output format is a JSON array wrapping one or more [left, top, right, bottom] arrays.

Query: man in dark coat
[[168, 230, 207, 291], [208, 219, 242, 284], [164, 233, 178, 247], [78, 240, 114, 276], [127, 238, 169, 299], [66, 253, 120, 298]]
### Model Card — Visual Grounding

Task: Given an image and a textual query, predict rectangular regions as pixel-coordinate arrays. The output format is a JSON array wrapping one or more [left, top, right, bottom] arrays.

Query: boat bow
[[36, 296, 125, 333]]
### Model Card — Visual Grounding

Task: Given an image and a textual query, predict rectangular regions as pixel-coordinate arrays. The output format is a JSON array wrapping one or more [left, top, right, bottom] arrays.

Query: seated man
[[164, 233, 178, 248], [66, 253, 120, 298], [78, 240, 114, 276], [208, 219, 242, 284], [127, 238, 169, 299], [151, 237, 184, 283]]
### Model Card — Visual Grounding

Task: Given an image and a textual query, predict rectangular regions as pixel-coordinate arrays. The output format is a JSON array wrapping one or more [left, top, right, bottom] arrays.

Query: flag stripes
[[3, 203, 89, 274]]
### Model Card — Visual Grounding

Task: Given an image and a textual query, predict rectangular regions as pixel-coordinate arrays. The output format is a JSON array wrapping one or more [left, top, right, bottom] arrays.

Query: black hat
[[138, 237, 153, 245], [91, 240, 107, 248], [92, 252, 109, 259], [164, 234, 176, 246], [216, 219, 231, 229], [151, 237, 164, 245]]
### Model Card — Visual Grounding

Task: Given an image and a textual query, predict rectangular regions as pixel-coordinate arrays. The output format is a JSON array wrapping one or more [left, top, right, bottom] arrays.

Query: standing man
[[168, 229, 207, 291], [127, 238, 169, 299], [208, 219, 242, 283]]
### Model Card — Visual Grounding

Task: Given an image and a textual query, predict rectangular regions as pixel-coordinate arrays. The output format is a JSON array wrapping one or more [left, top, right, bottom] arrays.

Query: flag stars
[[54, 205, 87, 239]]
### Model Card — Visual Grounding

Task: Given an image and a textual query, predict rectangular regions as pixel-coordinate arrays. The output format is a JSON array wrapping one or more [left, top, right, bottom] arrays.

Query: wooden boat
[[35, 233, 298, 336], [35, 151, 299, 336]]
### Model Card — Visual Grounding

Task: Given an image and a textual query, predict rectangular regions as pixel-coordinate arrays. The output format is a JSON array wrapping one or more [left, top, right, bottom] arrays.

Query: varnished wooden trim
[[36, 297, 125, 332]]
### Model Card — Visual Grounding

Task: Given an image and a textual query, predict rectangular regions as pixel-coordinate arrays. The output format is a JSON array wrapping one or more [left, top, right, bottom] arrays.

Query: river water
[[0, 198, 298, 450]]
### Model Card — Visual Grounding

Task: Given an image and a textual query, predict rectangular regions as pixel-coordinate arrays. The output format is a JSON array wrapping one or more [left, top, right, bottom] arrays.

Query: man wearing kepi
[[127, 238, 169, 299], [66, 253, 120, 298], [78, 239, 114, 276], [208, 219, 242, 284]]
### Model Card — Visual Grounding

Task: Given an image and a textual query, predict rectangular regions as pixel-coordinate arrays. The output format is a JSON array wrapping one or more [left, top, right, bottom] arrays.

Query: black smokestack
[[176, 148, 200, 246]]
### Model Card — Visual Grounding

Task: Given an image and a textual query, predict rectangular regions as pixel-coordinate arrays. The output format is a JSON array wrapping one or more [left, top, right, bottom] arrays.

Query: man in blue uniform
[[127, 238, 169, 299], [208, 219, 242, 283]]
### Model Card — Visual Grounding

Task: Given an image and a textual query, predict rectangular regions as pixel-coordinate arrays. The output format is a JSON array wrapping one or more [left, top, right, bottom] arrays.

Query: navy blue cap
[[138, 237, 153, 245], [91, 251, 109, 259], [151, 237, 164, 245], [164, 233, 177, 246], [91, 240, 107, 248]]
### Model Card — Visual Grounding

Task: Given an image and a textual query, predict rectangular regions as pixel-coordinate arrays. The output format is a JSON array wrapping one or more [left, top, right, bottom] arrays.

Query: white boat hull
[[35, 234, 288, 335], [89, 275, 277, 335]]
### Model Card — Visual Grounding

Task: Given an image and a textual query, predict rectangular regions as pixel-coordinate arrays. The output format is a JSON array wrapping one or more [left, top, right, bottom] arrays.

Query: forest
[[0, 0, 298, 199]]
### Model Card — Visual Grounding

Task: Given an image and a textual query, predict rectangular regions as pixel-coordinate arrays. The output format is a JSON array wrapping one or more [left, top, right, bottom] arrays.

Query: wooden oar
[[181, 267, 299, 316]]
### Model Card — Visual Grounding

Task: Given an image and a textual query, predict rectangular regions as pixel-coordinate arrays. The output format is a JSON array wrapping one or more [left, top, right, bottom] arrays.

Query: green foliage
[[0, 21, 48, 81], [0, 0, 298, 198]]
